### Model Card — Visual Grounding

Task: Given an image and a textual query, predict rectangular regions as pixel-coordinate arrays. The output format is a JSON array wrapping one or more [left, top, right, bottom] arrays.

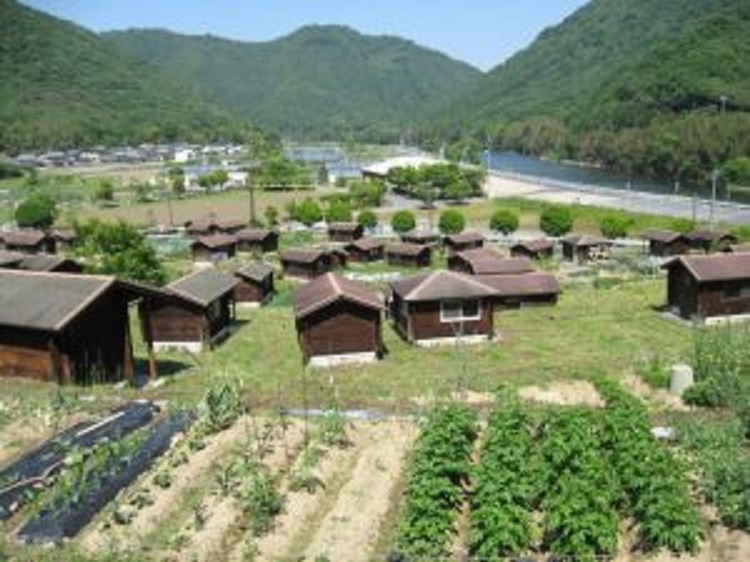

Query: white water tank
[[670, 364, 694, 396]]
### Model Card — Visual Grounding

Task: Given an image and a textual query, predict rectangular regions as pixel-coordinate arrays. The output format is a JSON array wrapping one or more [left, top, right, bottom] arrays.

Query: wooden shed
[[232, 263, 275, 307], [400, 230, 440, 246], [327, 222, 364, 242], [345, 238, 385, 263], [281, 249, 333, 280], [385, 243, 432, 268], [443, 232, 485, 256], [478, 272, 561, 310], [448, 248, 534, 276], [190, 234, 238, 263], [686, 229, 737, 253], [50, 229, 79, 253], [510, 239, 555, 260], [293, 273, 383, 366], [561, 235, 611, 263], [236, 229, 279, 255], [149, 268, 239, 352], [185, 216, 246, 237], [389, 270, 497, 345], [16, 253, 84, 273], [0, 270, 161, 384], [662, 254, 750, 322], [640, 229, 690, 257], [1, 230, 53, 254]]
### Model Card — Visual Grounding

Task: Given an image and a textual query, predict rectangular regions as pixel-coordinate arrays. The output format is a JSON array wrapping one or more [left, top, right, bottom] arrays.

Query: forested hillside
[[0, 0, 262, 151], [103, 25, 483, 141], [437, 0, 750, 183]]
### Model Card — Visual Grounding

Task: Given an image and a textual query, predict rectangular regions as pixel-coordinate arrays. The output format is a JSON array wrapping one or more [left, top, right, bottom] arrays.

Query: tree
[[326, 199, 353, 222], [599, 214, 632, 239], [438, 209, 466, 235], [445, 179, 473, 203], [349, 179, 386, 208], [94, 180, 114, 202], [723, 157, 750, 186], [391, 210, 416, 233], [264, 205, 279, 227], [15, 192, 57, 228], [296, 198, 323, 227], [490, 209, 519, 235], [172, 175, 185, 196], [357, 209, 378, 229], [74, 220, 166, 285], [539, 206, 573, 237]]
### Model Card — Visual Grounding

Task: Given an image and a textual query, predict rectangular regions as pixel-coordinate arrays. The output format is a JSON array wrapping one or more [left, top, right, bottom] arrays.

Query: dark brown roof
[[185, 217, 246, 233], [401, 230, 439, 243], [686, 229, 737, 244], [168, 268, 239, 307], [236, 228, 276, 242], [281, 248, 326, 264], [50, 229, 78, 242], [385, 243, 431, 258], [346, 238, 384, 252], [0, 270, 114, 331], [2, 229, 47, 247], [234, 262, 274, 283], [478, 272, 561, 297], [640, 229, 685, 244], [444, 232, 485, 245], [191, 234, 239, 250], [17, 254, 82, 272], [390, 270, 497, 302], [511, 239, 554, 253], [293, 272, 382, 319], [562, 234, 611, 247], [454, 248, 534, 275], [0, 250, 24, 267], [327, 222, 362, 233], [663, 254, 750, 282]]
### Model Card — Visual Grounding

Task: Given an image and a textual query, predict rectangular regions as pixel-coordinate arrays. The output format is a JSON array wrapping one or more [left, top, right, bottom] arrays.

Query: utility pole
[[248, 180, 256, 226], [710, 168, 719, 229]]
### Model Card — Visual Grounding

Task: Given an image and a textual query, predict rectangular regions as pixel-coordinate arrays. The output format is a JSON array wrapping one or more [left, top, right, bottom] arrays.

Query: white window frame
[[440, 299, 481, 323]]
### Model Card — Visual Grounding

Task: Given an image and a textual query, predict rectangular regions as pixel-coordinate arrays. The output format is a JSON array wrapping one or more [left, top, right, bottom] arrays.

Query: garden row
[[394, 385, 705, 561]]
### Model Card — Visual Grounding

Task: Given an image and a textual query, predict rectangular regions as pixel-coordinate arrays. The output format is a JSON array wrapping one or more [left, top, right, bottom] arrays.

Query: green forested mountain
[[440, 0, 750, 181], [0, 0, 262, 151], [103, 26, 482, 141]]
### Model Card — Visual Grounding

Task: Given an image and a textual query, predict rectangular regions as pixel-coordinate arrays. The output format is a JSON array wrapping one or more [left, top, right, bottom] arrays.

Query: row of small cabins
[[4, 249, 750, 382]]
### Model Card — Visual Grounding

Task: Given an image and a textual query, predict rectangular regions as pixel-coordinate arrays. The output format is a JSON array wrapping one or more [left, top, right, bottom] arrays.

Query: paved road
[[486, 171, 750, 224]]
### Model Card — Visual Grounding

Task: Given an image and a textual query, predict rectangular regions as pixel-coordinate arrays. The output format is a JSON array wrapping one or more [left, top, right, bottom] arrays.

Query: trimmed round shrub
[[599, 214, 632, 239], [438, 209, 466, 235], [489, 209, 519, 235], [357, 209, 378, 229], [391, 210, 416, 233], [539, 206, 573, 237]]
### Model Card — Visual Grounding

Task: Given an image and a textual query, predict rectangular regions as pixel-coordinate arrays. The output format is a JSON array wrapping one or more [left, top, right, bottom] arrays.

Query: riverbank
[[484, 171, 750, 225]]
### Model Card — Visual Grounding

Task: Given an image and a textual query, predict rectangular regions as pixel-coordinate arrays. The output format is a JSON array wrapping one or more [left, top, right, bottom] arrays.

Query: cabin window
[[725, 285, 750, 300], [440, 299, 481, 322]]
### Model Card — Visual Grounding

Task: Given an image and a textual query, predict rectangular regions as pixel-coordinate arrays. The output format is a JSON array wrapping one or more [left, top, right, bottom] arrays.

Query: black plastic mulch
[[18, 411, 192, 544], [0, 401, 159, 520]]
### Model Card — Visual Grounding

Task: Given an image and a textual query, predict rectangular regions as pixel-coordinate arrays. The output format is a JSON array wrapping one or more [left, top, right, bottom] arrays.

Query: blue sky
[[21, 0, 589, 71]]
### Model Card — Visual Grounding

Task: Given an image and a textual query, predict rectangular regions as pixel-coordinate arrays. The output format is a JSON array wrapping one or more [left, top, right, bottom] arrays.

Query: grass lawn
[[135, 277, 690, 412]]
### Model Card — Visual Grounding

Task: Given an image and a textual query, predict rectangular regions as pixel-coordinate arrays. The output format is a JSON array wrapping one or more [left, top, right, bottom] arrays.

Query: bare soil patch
[[518, 379, 605, 408], [622, 373, 690, 412]]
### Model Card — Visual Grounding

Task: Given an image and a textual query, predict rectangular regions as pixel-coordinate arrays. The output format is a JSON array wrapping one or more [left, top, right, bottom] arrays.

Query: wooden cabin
[[185, 216, 246, 238], [561, 235, 611, 263], [15, 254, 84, 273], [686, 229, 737, 253], [448, 248, 534, 276], [662, 254, 750, 323], [510, 239, 555, 260], [389, 270, 497, 346], [327, 222, 364, 243], [478, 272, 561, 310], [190, 234, 238, 263], [640, 229, 690, 257], [280, 249, 333, 280], [345, 238, 385, 263], [400, 230, 440, 246], [0, 270, 161, 384], [293, 273, 383, 366], [50, 229, 79, 253], [236, 229, 279, 254], [1, 230, 53, 254], [385, 243, 432, 268], [149, 268, 239, 352], [232, 263, 275, 307], [443, 232, 485, 256], [0, 251, 24, 269]]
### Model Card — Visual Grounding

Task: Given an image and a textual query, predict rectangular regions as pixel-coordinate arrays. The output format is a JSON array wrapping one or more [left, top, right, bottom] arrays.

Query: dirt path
[[301, 421, 418, 562], [79, 416, 259, 553], [172, 421, 306, 562]]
